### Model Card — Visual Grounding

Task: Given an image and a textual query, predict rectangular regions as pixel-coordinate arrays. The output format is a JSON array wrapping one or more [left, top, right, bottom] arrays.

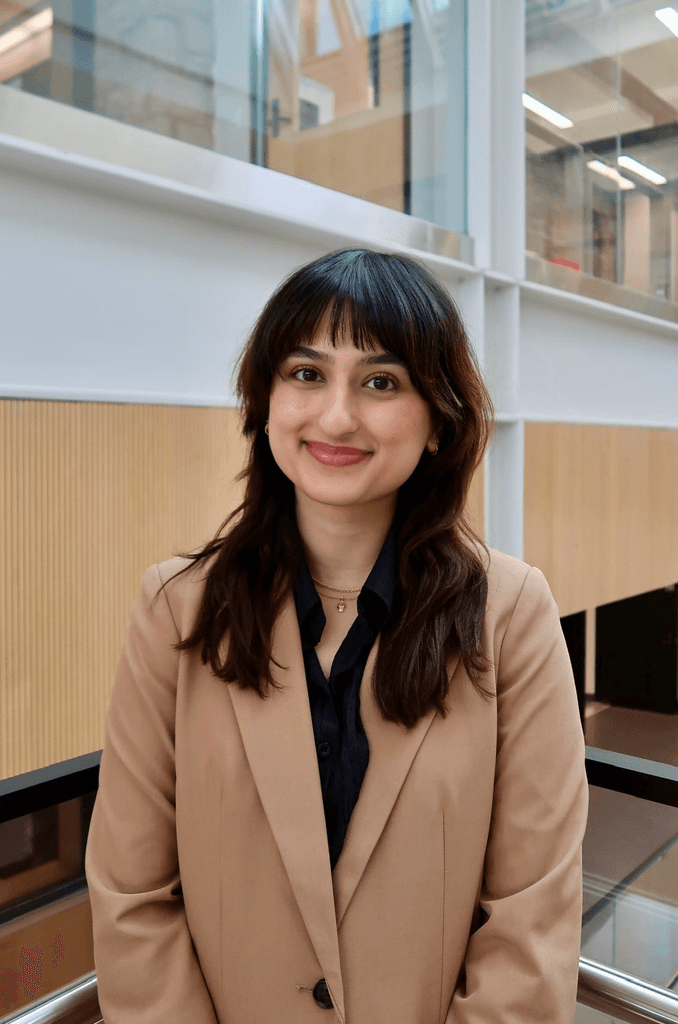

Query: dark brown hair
[[166, 248, 495, 729]]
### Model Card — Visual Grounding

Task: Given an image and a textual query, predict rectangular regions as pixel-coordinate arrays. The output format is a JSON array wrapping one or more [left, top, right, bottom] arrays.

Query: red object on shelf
[[549, 257, 581, 271]]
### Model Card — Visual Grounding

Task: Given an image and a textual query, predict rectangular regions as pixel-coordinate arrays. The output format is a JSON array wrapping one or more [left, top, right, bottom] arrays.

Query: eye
[[289, 366, 400, 391]]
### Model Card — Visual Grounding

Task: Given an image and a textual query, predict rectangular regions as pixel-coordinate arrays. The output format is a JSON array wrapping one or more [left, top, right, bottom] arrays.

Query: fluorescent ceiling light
[[587, 160, 636, 190], [618, 154, 667, 185], [655, 6, 678, 36], [522, 93, 574, 129], [0, 8, 53, 57]]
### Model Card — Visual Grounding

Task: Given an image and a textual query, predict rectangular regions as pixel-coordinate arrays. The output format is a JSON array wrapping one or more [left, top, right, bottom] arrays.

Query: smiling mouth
[[305, 441, 372, 455]]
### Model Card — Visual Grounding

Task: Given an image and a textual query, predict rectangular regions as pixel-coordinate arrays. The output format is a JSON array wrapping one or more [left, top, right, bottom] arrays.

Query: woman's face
[[267, 312, 440, 515]]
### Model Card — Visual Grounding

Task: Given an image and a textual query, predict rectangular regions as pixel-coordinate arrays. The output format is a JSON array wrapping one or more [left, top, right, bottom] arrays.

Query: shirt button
[[317, 741, 332, 759]]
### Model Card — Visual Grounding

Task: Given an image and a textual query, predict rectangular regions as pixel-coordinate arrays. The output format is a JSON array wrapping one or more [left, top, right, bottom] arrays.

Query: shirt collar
[[294, 522, 396, 647]]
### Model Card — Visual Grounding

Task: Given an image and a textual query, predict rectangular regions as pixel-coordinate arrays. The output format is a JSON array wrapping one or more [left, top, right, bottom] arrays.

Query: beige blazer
[[85, 545, 588, 1024]]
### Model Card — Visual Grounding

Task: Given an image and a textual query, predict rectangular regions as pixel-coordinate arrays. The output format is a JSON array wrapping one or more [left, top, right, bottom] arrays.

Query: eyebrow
[[283, 345, 409, 369]]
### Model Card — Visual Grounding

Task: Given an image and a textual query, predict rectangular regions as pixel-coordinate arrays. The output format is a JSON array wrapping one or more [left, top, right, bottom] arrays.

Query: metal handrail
[[3, 958, 678, 1024], [578, 956, 678, 1024], [0, 972, 101, 1024]]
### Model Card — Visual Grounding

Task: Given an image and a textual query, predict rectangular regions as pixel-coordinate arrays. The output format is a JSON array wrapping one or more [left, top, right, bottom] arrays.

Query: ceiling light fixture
[[0, 8, 53, 58], [586, 160, 636, 190], [522, 93, 574, 129], [618, 154, 667, 185], [655, 6, 678, 37]]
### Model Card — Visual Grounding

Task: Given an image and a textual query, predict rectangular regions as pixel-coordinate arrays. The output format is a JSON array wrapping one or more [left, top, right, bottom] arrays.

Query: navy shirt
[[293, 523, 396, 869]]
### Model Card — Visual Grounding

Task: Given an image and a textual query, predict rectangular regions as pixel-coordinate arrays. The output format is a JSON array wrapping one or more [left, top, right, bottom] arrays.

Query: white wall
[[520, 291, 678, 428], [0, 163, 321, 405]]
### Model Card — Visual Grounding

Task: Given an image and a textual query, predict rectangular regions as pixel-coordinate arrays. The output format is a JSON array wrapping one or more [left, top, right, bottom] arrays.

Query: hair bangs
[[270, 249, 443, 377]]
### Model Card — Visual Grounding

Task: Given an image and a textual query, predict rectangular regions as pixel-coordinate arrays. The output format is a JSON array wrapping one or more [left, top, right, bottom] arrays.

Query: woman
[[85, 248, 588, 1024]]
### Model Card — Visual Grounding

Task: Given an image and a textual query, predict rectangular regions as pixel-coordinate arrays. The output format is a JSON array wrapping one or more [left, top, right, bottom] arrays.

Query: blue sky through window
[[317, 0, 342, 53], [351, 0, 412, 35]]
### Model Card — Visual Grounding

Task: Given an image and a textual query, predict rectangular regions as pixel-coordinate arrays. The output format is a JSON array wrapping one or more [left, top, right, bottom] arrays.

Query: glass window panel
[[266, 0, 465, 228], [525, 0, 678, 307], [0, 0, 467, 235]]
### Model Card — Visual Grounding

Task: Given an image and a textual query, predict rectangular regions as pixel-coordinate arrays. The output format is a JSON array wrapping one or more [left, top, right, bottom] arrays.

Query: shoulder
[[465, 539, 559, 639], [138, 551, 219, 637], [484, 545, 535, 597], [464, 537, 535, 598]]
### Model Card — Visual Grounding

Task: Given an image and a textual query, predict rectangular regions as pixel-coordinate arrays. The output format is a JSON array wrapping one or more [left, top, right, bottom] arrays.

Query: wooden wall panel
[[0, 400, 248, 781], [1, 399, 484, 781], [524, 422, 678, 617]]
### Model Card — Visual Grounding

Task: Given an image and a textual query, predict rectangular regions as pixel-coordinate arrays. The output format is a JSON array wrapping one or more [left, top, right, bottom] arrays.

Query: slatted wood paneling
[[524, 422, 678, 617], [0, 400, 248, 781]]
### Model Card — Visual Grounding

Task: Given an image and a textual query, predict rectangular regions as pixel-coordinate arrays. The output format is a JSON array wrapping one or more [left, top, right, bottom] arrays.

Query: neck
[[295, 492, 396, 588]]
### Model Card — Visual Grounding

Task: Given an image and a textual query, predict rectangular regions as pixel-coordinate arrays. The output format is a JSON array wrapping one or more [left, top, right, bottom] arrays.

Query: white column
[[482, 281, 523, 558], [485, 419, 524, 560], [466, 0, 526, 559], [465, 0, 491, 269], [489, 0, 526, 279], [454, 273, 485, 367]]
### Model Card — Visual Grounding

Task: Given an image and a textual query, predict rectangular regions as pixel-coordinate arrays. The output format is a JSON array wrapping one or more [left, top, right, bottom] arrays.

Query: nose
[[314, 380, 361, 432]]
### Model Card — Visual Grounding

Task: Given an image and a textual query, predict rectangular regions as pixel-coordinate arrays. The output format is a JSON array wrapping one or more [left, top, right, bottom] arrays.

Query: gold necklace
[[310, 575, 363, 613]]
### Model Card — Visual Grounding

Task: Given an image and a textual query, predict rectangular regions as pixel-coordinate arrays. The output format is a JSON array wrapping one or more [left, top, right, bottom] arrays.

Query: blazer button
[[317, 740, 332, 759], [312, 978, 333, 1010]]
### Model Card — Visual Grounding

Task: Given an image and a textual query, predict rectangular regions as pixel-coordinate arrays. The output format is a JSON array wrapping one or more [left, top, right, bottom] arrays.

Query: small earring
[[265, 421, 269, 435]]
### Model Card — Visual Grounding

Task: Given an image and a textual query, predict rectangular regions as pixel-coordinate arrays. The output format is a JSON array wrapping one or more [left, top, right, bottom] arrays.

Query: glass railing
[[583, 753, 678, 991], [0, 756, 98, 1019]]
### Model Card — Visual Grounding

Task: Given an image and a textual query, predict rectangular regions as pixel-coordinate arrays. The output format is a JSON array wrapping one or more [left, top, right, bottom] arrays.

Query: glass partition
[[525, 0, 678, 309], [0, 791, 96, 1018], [583, 783, 678, 990], [576, 1010, 627, 1024], [577, 1007, 630, 1024], [0, 0, 467, 233]]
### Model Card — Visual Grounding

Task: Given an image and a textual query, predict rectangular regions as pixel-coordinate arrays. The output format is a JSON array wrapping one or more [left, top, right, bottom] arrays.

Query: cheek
[[377, 402, 430, 442], [269, 384, 307, 418], [267, 389, 296, 426]]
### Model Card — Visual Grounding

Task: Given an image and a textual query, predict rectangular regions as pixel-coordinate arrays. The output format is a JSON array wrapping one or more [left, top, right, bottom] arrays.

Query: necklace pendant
[[337, 598, 346, 613]]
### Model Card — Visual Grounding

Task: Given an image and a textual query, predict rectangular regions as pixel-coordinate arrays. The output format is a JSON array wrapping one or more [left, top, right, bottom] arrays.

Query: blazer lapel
[[228, 591, 346, 1020], [332, 640, 458, 928]]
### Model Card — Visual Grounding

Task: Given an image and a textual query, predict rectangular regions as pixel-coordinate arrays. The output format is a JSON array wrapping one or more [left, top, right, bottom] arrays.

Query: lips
[[306, 441, 371, 455]]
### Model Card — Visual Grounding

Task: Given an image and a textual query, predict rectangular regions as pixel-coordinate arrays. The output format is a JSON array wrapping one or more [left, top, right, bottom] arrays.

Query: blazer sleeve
[[445, 566, 589, 1024], [84, 564, 219, 1024]]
